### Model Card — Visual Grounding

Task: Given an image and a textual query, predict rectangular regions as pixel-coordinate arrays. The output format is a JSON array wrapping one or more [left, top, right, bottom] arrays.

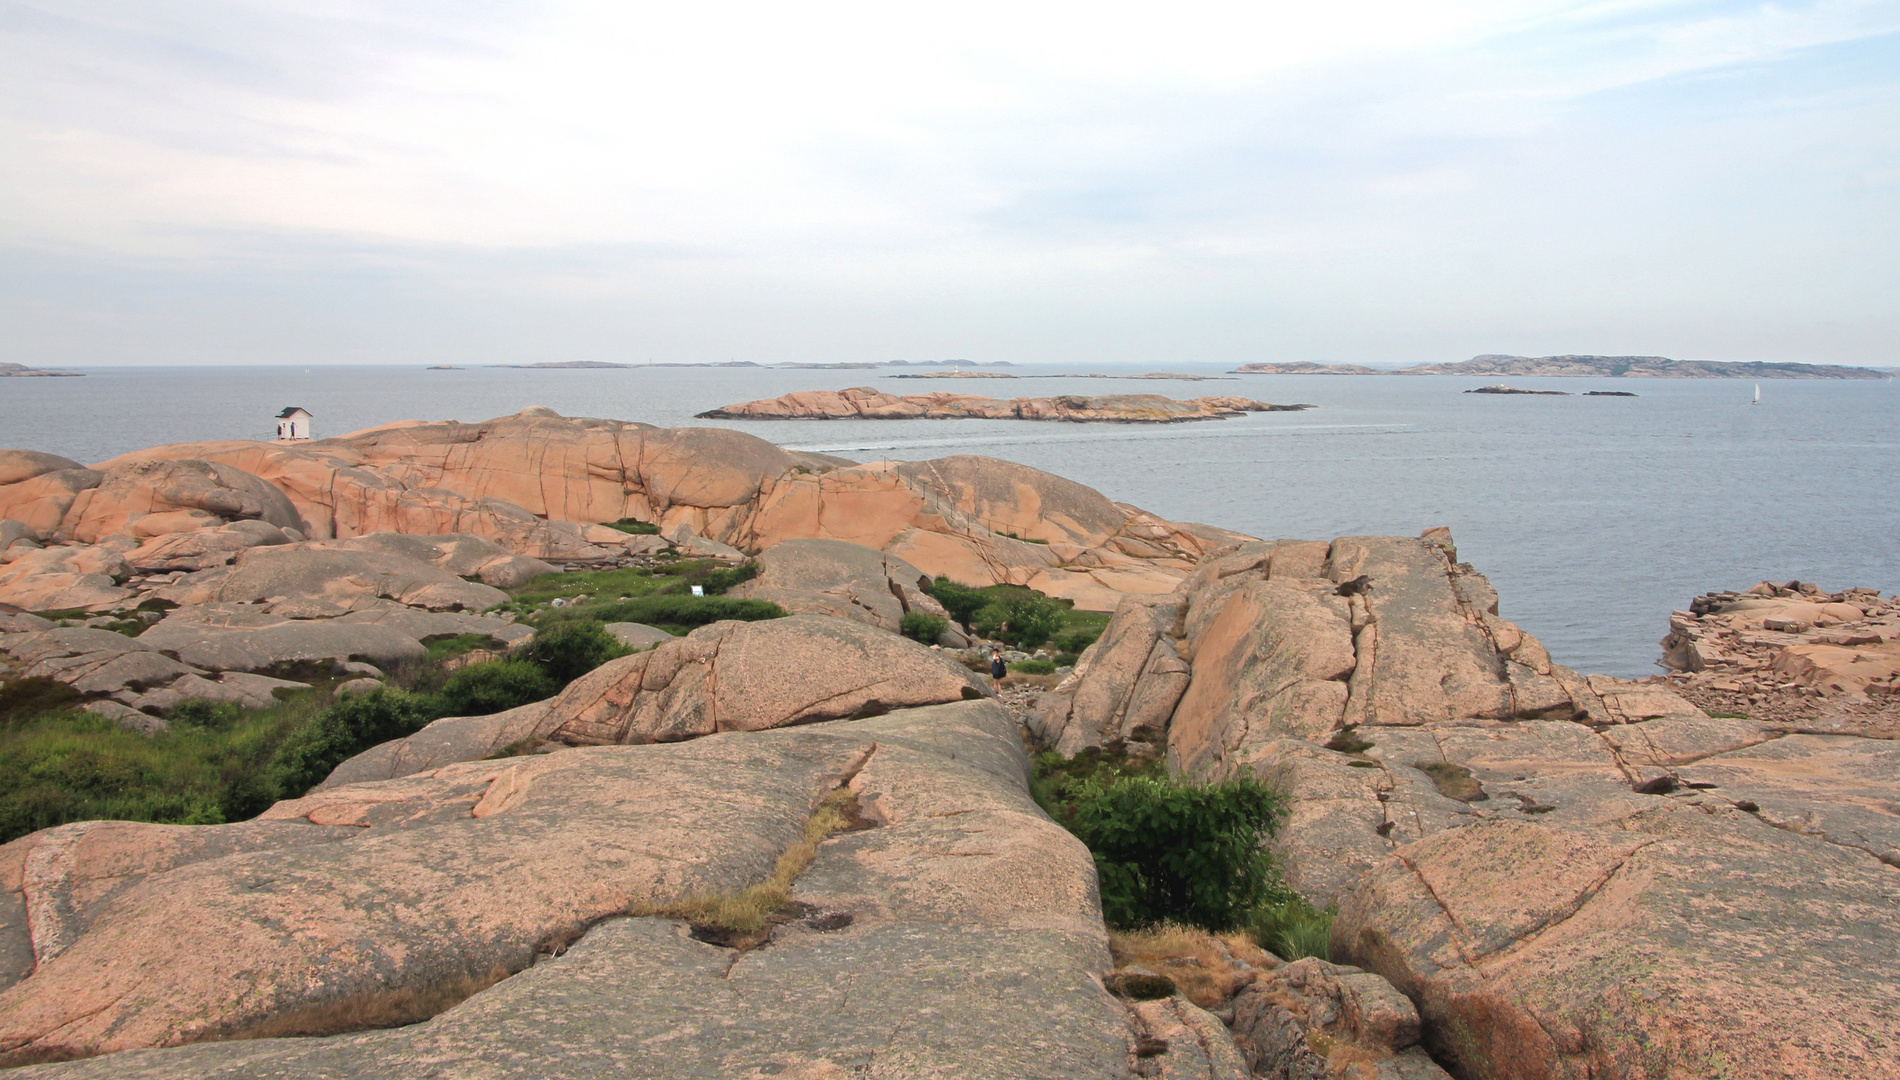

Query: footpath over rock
[[1038, 530, 1900, 1080], [0, 703, 1174, 1079]]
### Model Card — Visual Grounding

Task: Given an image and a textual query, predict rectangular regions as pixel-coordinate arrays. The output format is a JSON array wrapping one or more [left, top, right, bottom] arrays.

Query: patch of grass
[[1247, 896, 1335, 961], [1705, 711, 1750, 720], [504, 566, 667, 610], [1412, 760, 1487, 802], [536, 595, 785, 635], [629, 786, 862, 944], [1010, 659, 1057, 675], [0, 677, 83, 728], [1108, 922, 1275, 1008], [602, 518, 660, 535], [0, 691, 329, 842], [999, 530, 1050, 545], [422, 633, 499, 663]]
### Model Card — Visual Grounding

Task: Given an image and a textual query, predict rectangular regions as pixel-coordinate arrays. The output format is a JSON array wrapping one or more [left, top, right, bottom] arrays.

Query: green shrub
[[603, 518, 661, 535], [695, 562, 759, 595], [547, 594, 785, 632], [1040, 758, 1288, 931], [521, 620, 628, 685], [1053, 652, 1081, 667], [265, 688, 437, 799], [1247, 896, 1335, 961], [0, 677, 82, 728], [168, 699, 244, 731], [925, 577, 989, 629], [899, 611, 948, 644], [974, 592, 1065, 650], [1010, 659, 1056, 675], [1057, 630, 1100, 654], [436, 660, 558, 718]]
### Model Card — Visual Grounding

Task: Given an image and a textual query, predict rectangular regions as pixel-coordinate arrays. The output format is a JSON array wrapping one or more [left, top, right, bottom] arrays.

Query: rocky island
[[1464, 384, 1568, 395], [0, 363, 82, 378], [0, 409, 1894, 1079], [696, 387, 1312, 422], [1232, 355, 1889, 379]]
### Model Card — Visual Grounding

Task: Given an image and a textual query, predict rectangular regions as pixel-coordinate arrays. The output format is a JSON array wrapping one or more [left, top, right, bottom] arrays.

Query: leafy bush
[[1053, 652, 1081, 667], [436, 660, 558, 718], [974, 592, 1065, 650], [1010, 659, 1056, 675], [1037, 751, 1288, 931], [899, 611, 948, 644], [169, 699, 244, 731], [545, 593, 785, 632], [423, 633, 498, 663], [603, 518, 660, 535], [520, 620, 628, 685], [695, 562, 759, 595], [264, 687, 437, 800], [1247, 897, 1335, 961], [925, 577, 988, 629], [1057, 630, 1100, 654]]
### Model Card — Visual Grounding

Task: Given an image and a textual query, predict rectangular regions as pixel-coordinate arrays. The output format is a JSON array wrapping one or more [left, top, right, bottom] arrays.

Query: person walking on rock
[[989, 646, 1007, 690]]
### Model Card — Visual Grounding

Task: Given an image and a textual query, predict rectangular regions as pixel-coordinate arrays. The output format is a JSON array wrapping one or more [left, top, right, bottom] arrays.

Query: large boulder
[[0, 704, 1166, 1079], [316, 615, 989, 786], [727, 537, 962, 642], [155, 545, 508, 612], [56, 459, 303, 543], [123, 520, 293, 572], [536, 614, 988, 746], [0, 452, 85, 488], [0, 455, 100, 537], [134, 604, 435, 671], [0, 546, 133, 612]]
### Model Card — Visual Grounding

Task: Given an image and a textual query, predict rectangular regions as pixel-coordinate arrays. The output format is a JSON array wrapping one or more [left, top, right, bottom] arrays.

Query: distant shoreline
[[1232, 355, 1892, 379]]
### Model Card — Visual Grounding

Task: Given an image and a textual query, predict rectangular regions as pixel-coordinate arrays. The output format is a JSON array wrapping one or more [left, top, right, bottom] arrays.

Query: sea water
[[3, 364, 1895, 676]]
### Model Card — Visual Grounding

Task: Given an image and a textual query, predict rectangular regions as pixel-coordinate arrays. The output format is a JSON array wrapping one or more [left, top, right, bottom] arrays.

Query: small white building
[[275, 407, 313, 441]]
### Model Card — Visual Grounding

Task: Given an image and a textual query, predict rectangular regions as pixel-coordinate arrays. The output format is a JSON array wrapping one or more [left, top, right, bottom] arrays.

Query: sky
[[2, 0, 1896, 367]]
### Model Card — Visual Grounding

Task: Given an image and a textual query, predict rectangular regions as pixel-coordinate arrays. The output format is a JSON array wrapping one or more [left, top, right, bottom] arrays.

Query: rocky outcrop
[[49, 410, 1238, 609], [1038, 528, 1900, 1078], [1230, 362, 1383, 375], [318, 614, 989, 785], [154, 544, 508, 612], [726, 537, 964, 644], [1660, 581, 1898, 720], [697, 387, 1312, 422], [537, 614, 987, 746], [1228, 956, 1451, 1080], [0, 703, 1198, 1079]]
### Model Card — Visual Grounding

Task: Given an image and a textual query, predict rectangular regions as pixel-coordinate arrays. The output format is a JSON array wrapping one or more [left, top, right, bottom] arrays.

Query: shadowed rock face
[[0, 703, 1164, 1079], [1038, 528, 1900, 1079]]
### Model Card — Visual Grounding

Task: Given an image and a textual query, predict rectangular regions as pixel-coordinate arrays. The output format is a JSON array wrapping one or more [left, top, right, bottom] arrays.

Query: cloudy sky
[[3, 1, 1896, 367]]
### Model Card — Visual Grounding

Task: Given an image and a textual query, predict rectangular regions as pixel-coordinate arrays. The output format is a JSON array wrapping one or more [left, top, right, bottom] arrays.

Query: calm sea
[[4, 363, 1895, 677]]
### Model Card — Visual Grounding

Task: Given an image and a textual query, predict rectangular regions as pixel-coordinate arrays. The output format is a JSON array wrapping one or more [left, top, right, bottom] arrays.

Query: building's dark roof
[[276, 407, 313, 418]]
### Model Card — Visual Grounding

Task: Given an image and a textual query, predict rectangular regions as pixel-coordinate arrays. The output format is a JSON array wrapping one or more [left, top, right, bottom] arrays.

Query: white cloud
[[1, 0, 1896, 364]]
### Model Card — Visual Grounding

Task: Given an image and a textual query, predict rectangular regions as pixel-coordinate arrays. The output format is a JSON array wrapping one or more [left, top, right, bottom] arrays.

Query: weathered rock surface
[[69, 410, 1247, 609], [601, 621, 672, 650], [57, 459, 304, 543], [697, 386, 1311, 422], [154, 544, 507, 612], [1660, 582, 1899, 726], [727, 537, 964, 643], [1038, 528, 1900, 1078], [123, 520, 293, 572], [318, 614, 988, 785], [0, 703, 1181, 1079], [539, 614, 988, 746], [1228, 956, 1450, 1080]]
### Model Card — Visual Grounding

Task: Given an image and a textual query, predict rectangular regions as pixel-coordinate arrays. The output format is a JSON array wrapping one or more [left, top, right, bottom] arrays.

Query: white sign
[[690, 585, 704, 597]]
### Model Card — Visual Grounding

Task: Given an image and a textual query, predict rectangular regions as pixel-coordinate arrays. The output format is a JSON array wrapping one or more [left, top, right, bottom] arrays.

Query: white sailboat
[[1752, 383, 1760, 405]]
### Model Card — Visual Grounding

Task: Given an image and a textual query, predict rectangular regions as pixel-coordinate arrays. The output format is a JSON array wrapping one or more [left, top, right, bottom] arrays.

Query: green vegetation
[[924, 576, 1107, 651], [504, 561, 782, 634], [1246, 896, 1335, 961], [1009, 659, 1057, 675], [435, 660, 558, 718], [602, 518, 661, 535], [422, 633, 498, 663], [519, 620, 627, 684], [899, 611, 947, 644], [1033, 748, 1292, 933]]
